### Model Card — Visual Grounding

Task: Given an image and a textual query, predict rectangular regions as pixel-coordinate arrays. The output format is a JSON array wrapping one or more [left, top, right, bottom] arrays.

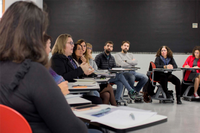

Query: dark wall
[[44, 0, 200, 53]]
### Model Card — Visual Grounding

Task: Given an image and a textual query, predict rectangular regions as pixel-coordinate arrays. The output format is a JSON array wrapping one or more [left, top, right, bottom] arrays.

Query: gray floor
[[109, 83, 200, 133], [125, 99, 200, 133], [108, 99, 200, 133]]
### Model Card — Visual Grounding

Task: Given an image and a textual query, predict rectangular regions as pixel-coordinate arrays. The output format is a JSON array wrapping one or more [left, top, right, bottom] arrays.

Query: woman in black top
[[51, 34, 94, 82], [154, 46, 182, 104], [51, 34, 102, 104], [0, 1, 87, 133], [72, 43, 117, 106]]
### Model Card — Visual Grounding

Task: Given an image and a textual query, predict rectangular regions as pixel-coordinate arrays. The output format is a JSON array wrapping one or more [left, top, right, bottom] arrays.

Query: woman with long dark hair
[[154, 46, 182, 104], [0, 1, 87, 133], [72, 43, 117, 105]]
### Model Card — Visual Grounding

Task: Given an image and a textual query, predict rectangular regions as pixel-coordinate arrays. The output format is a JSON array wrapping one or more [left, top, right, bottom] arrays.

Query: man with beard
[[115, 41, 148, 93], [95, 41, 138, 104]]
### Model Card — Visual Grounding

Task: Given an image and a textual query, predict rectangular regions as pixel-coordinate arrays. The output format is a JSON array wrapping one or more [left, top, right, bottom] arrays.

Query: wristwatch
[[125, 60, 127, 62]]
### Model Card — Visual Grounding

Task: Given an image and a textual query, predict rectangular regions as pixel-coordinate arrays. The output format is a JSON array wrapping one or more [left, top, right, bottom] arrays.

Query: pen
[[92, 107, 111, 116], [130, 113, 135, 120]]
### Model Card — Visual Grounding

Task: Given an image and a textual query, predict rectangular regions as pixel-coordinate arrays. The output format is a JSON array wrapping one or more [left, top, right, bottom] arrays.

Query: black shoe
[[116, 101, 121, 106], [166, 92, 172, 99], [177, 95, 182, 104]]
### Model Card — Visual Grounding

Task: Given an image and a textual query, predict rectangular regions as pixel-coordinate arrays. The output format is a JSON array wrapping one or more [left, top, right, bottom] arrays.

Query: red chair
[[148, 61, 174, 103], [0, 104, 32, 133]]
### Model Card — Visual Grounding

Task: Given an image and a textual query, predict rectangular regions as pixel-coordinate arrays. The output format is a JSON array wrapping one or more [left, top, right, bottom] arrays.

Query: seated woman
[[73, 42, 116, 106], [72, 43, 99, 97], [0, 1, 87, 133], [51, 34, 102, 104], [154, 46, 182, 104], [44, 34, 69, 96], [182, 46, 200, 98]]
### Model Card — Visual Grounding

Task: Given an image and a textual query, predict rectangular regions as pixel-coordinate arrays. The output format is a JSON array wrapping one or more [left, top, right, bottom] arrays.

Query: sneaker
[[128, 90, 137, 100], [194, 93, 200, 98], [116, 100, 121, 106]]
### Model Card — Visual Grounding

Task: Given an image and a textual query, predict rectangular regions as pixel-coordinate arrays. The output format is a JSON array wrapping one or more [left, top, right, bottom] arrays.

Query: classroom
[[1, 0, 200, 133]]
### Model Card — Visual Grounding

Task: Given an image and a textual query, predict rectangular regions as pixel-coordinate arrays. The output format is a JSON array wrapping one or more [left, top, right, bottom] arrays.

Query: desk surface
[[94, 70, 116, 78], [153, 68, 181, 72], [181, 67, 200, 70], [65, 96, 91, 105], [109, 67, 140, 73], [68, 82, 100, 93], [75, 78, 110, 83], [73, 104, 167, 132]]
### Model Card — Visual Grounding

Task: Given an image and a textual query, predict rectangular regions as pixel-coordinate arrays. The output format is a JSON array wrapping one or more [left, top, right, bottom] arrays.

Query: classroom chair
[[0, 104, 32, 133], [121, 81, 143, 104], [182, 70, 200, 101], [110, 83, 128, 106], [148, 61, 174, 103]]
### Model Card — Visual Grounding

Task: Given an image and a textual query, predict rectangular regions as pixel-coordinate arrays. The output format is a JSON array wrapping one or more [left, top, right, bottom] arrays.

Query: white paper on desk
[[66, 97, 91, 104], [111, 68, 125, 70], [73, 82, 96, 86], [91, 110, 157, 126], [115, 106, 151, 112], [65, 94, 82, 99], [74, 79, 95, 82], [95, 70, 109, 73]]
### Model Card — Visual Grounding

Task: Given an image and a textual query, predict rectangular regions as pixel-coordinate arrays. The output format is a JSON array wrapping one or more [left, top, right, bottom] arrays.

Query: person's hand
[[132, 58, 135, 61], [58, 81, 70, 95], [80, 62, 94, 75], [167, 64, 173, 69], [80, 56, 86, 63], [184, 65, 190, 68], [193, 66, 199, 68], [88, 53, 93, 60]]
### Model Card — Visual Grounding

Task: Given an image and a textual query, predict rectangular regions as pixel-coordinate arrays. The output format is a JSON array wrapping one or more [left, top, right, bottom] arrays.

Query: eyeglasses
[[87, 47, 92, 50], [67, 41, 74, 45]]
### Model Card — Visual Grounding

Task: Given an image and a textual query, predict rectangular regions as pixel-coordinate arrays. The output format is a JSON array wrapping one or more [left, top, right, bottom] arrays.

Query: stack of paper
[[65, 94, 82, 99], [111, 68, 125, 70], [73, 79, 96, 86]]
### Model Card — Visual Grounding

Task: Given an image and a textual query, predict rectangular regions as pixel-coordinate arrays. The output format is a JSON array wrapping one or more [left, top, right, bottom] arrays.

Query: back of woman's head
[[52, 34, 72, 55], [0, 1, 48, 66]]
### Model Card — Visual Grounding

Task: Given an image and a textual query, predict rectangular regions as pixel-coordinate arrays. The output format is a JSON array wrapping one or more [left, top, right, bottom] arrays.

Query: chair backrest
[[0, 104, 32, 133], [150, 61, 156, 69], [149, 61, 158, 82]]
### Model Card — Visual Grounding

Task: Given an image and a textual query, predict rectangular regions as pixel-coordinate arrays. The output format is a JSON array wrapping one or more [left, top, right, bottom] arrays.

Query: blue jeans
[[123, 71, 148, 92], [87, 90, 100, 97], [109, 73, 133, 101]]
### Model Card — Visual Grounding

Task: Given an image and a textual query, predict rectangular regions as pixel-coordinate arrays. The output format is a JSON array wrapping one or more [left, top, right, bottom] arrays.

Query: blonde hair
[[86, 43, 92, 48], [52, 34, 72, 55]]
